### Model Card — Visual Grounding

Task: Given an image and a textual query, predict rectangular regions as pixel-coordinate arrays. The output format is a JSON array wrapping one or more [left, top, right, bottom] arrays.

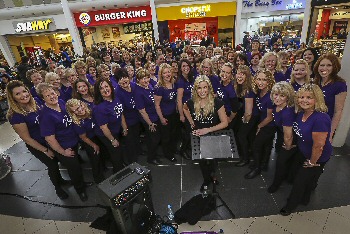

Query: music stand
[[190, 129, 236, 219]]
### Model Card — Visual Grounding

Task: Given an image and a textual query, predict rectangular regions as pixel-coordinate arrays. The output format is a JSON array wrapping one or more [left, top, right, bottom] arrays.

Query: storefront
[[308, 0, 350, 57], [156, 2, 236, 47], [240, 0, 306, 46], [73, 6, 153, 49], [0, 14, 71, 63]]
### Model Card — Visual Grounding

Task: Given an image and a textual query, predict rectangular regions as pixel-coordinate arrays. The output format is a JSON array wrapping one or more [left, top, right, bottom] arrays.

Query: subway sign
[[15, 19, 53, 33]]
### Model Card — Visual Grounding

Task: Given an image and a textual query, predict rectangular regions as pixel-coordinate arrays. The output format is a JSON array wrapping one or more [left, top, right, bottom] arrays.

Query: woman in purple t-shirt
[[199, 58, 221, 96], [36, 83, 87, 201], [280, 84, 332, 216], [134, 68, 162, 165], [93, 79, 127, 173], [314, 53, 347, 143], [245, 70, 276, 179], [6, 81, 68, 200], [259, 52, 286, 83], [154, 63, 179, 163], [235, 65, 259, 167], [145, 62, 158, 88], [62, 68, 78, 102], [72, 79, 94, 109], [176, 59, 195, 160], [66, 99, 104, 184], [268, 82, 297, 193], [289, 59, 311, 92]]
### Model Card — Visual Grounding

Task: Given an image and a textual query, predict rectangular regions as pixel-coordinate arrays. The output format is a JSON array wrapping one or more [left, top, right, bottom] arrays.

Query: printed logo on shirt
[[91, 121, 95, 129], [293, 122, 303, 138], [149, 93, 155, 103], [130, 97, 136, 109], [35, 115, 39, 125], [169, 91, 176, 100], [114, 104, 123, 118], [256, 97, 262, 111], [63, 115, 73, 127], [194, 114, 214, 124], [217, 89, 224, 99], [187, 84, 194, 94]]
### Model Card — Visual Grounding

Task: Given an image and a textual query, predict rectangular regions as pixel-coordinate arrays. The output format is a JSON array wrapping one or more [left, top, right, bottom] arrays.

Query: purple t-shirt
[[291, 82, 303, 92], [109, 76, 119, 90], [81, 98, 94, 110], [293, 111, 332, 162], [73, 117, 96, 139], [176, 75, 194, 104], [86, 74, 96, 86], [273, 106, 296, 132], [208, 75, 221, 95], [134, 84, 159, 123], [154, 84, 177, 116], [218, 81, 237, 116], [274, 71, 286, 82], [30, 87, 39, 99], [244, 90, 259, 116], [284, 67, 292, 82], [256, 91, 274, 126], [93, 97, 123, 136], [250, 66, 258, 77], [320, 81, 347, 119], [39, 100, 79, 149], [115, 82, 139, 127], [150, 78, 158, 89], [9, 110, 46, 145], [60, 86, 72, 102]]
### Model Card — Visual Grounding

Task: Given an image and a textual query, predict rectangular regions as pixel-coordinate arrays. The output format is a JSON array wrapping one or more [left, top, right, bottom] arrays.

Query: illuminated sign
[[286, 0, 303, 9], [181, 5, 211, 18], [15, 19, 52, 33], [243, 0, 282, 8]]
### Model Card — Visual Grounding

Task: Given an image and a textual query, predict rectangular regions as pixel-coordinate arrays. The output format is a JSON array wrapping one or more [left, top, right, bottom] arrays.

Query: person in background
[[6, 80, 68, 200], [26, 69, 42, 101], [74, 60, 95, 86], [170, 60, 179, 80], [289, 59, 310, 92], [17, 56, 33, 88], [145, 61, 158, 88], [280, 84, 332, 216], [111, 48, 122, 64], [301, 48, 319, 79], [314, 53, 347, 143], [72, 79, 94, 109], [199, 58, 221, 96], [250, 52, 262, 77], [183, 75, 228, 191], [278, 51, 292, 81], [259, 52, 286, 82], [37, 82, 87, 201]]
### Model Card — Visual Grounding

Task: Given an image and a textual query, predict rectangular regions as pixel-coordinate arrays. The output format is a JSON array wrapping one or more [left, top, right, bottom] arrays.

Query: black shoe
[[280, 208, 291, 216], [56, 188, 68, 200], [236, 160, 249, 167], [244, 168, 261, 179], [181, 151, 191, 160], [147, 159, 160, 165], [267, 184, 279, 193], [248, 163, 256, 169], [78, 192, 88, 202], [167, 157, 177, 162], [60, 179, 72, 185]]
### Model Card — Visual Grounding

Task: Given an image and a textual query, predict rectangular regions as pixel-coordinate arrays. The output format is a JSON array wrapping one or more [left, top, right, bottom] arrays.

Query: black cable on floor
[[0, 192, 109, 209]]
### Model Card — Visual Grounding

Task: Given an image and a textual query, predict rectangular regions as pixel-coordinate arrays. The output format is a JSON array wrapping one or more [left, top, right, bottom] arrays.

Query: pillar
[[150, 0, 159, 43], [300, 0, 312, 44], [332, 35, 350, 147], [235, 0, 242, 47], [0, 35, 16, 67], [61, 0, 84, 56]]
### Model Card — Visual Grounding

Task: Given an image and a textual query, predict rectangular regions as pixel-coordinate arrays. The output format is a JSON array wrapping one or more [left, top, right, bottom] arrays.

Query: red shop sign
[[74, 5, 152, 27]]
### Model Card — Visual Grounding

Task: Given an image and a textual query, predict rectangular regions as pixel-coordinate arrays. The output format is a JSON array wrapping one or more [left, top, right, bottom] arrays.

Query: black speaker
[[97, 163, 154, 234]]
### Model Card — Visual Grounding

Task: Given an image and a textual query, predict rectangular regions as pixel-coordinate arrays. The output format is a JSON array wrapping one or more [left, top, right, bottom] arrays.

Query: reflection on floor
[[1, 121, 350, 233]]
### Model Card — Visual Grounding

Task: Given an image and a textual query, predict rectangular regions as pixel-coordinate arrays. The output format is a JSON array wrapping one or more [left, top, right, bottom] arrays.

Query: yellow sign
[[157, 2, 236, 21], [181, 5, 211, 18], [15, 19, 52, 33]]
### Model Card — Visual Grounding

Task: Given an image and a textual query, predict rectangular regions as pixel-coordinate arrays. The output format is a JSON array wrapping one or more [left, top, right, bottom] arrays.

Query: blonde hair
[[66, 99, 92, 126], [271, 81, 295, 107], [290, 59, 310, 85], [259, 52, 282, 72], [6, 80, 38, 119], [45, 72, 60, 83], [234, 65, 253, 98], [192, 75, 215, 118], [252, 69, 275, 94], [74, 60, 86, 69], [136, 68, 150, 83], [200, 58, 216, 76], [295, 84, 328, 113], [64, 68, 77, 80], [35, 82, 55, 99], [157, 63, 174, 88]]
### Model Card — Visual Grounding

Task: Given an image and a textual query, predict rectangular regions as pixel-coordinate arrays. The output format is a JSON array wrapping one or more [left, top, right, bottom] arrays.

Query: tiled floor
[[1, 121, 350, 234]]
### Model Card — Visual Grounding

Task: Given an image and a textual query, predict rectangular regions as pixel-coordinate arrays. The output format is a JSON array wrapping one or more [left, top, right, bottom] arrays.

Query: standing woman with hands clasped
[[6, 80, 68, 200], [183, 75, 228, 191], [280, 84, 332, 216]]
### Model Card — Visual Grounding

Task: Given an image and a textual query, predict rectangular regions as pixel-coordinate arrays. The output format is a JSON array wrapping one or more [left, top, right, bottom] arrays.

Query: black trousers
[[142, 120, 161, 161], [80, 138, 104, 183], [98, 135, 123, 173], [199, 160, 217, 183], [26, 144, 62, 189], [237, 115, 259, 162], [252, 125, 276, 168], [53, 145, 85, 193], [270, 146, 298, 187], [123, 123, 141, 164], [160, 112, 180, 159], [285, 154, 326, 211], [180, 119, 192, 153]]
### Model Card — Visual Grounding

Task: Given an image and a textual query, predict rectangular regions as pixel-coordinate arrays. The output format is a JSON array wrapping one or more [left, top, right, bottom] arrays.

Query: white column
[[332, 35, 350, 147], [235, 0, 242, 46], [150, 0, 159, 42], [61, 0, 84, 56], [0, 35, 16, 67], [300, 0, 312, 44]]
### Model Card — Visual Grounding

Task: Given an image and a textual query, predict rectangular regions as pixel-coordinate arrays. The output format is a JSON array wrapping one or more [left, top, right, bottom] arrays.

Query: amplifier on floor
[[97, 163, 154, 234]]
